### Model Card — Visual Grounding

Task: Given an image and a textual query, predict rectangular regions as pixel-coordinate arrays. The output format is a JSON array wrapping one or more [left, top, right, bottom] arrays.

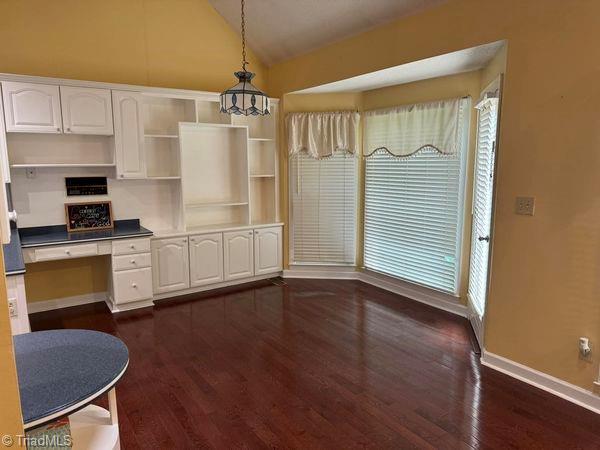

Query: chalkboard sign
[[65, 201, 113, 232]]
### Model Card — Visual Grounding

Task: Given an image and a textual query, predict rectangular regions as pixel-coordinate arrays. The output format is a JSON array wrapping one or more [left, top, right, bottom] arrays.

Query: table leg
[[108, 388, 119, 426]]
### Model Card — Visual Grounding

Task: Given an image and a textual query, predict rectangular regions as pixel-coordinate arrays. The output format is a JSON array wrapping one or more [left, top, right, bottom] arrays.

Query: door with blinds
[[467, 77, 502, 347]]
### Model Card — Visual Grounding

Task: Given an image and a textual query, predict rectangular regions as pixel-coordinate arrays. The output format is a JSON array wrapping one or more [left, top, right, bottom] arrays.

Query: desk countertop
[[3, 224, 25, 276], [14, 329, 129, 429], [19, 219, 153, 248]]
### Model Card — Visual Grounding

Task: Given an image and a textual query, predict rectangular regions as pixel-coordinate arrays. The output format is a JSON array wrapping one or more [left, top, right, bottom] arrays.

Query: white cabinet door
[[112, 90, 145, 178], [1, 81, 62, 133], [151, 237, 190, 294], [61, 86, 113, 135], [0, 86, 10, 182], [189, 233, 223, 287], [254, 226, 282, 275], [223, 230, 254, 281]]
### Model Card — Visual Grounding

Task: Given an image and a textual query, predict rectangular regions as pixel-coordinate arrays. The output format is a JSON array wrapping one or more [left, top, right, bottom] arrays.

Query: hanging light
[[220, 0, 270, 116]]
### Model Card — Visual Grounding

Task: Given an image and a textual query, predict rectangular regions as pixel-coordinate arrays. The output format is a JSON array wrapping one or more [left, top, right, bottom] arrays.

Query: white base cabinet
[[254, 226, 283, 275], [189, 233, 223, 287], [223, 230, 255, 281], [109, 238, 153, 307], [151, 237, 190, 294]]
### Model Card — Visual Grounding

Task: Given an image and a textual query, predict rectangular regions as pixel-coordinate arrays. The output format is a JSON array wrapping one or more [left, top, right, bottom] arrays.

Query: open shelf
[[250, 174, 275, 178], [249, 138, 275, 142], [250, 177, 276, 224], [186, 201, 248, 208], [249, 139, 276, 177], [144, 134, 178, 139], [196, 100, 231, 125], [145, 135, 181, 178], [7, 134, 115, 167], [143, 96, 196, 135]]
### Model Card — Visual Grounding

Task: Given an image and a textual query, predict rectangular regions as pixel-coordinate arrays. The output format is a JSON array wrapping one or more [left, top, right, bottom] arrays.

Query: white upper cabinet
[[151, 237, 190, 294], [112, 90, 145, 178], [0, 86, 10, 182], [1, 81, 62, 133], [60, 86, 113, 135], [223, 230, 254, 281], [189, 233, 224, 287], [254, 226, 282, 275]]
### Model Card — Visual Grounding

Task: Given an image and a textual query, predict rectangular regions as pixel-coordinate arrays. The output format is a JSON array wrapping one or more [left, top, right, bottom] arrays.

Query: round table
[[14, 330, 129, 450]]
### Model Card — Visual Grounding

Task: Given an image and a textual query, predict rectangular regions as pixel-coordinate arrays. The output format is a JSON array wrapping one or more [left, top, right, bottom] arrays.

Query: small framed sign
[[65, 201, 113, 232]]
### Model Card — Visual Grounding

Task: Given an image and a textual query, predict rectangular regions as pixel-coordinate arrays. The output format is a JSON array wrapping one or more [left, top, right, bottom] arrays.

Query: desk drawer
[[112, 267, 152, 304], [34, 243, 98, 262], [112, 238, 151, 256], [112, 252, 151, 271]]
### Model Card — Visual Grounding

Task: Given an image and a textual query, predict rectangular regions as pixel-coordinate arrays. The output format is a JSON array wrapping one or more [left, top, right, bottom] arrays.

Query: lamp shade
[[220, 71, 270, 116]]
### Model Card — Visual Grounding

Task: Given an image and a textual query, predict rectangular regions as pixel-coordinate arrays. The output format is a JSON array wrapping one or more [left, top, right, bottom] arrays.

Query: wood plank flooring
[[29, 278, 600, 449]]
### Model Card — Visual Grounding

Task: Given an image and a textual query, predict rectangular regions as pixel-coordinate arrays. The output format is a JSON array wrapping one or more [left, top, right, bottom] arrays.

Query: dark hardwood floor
[[30, 278, 600, 449]]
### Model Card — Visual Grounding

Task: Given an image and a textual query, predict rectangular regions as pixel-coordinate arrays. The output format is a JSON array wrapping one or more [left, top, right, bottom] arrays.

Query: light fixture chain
[[241, 0, 247, 71]]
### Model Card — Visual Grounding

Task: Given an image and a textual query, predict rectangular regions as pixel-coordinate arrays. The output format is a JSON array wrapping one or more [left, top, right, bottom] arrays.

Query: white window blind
[[468, 97, 499, 315], [290, 153, 357, 264], [363, 98, 469, 294]]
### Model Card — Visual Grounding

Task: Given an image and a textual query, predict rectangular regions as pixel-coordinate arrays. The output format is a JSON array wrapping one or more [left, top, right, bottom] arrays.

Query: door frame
[[467, 74, 504, 349]]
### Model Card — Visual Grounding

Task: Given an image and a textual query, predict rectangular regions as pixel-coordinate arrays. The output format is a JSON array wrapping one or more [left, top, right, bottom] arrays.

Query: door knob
[[478, 236, 490, 242]]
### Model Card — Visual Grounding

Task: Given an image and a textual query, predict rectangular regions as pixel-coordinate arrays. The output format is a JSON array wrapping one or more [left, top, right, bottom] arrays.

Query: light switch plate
[[516, 196, 535, 215]]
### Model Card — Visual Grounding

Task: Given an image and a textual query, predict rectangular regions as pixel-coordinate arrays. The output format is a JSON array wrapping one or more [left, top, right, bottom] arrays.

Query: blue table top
[[19, 219, 152, 248], [14, 330, 129, 429], [3, 224, 25, 276]]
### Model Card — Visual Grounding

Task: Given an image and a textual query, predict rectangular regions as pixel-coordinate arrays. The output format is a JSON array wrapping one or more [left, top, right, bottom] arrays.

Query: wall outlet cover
[[516, 196, 535, 215]]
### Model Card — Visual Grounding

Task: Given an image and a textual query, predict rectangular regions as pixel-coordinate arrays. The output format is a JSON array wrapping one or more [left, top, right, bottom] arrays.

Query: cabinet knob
[[248, 231, 253, 235], [130, 244, 135, 249], [190, 238, 195, 242], [56, 127, 61, 132], [131, 283, 137, 288], [65, 250, 70, 255], [182, 239, 187, 243], [66, 127, 71, 132], [130, 259, 136, 264], [120, 174, 124, 178]]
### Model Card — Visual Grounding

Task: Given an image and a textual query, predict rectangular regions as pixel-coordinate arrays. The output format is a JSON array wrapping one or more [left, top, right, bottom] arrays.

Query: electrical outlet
[[516, 196, 535, 216], [7, 298, 17, 317]]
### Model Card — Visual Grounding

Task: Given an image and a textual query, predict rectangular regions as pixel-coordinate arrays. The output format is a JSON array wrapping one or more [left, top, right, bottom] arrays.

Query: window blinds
[[468, 97, 499, 315], [363, 98, 469, 294], [291, 152, 357, 264]]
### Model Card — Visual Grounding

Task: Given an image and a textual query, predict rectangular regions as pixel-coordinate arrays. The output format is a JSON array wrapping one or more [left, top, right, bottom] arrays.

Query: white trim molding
[[27, 292, 106, 314], [481, 351, 600, 415], [282, 266, 468, 317]]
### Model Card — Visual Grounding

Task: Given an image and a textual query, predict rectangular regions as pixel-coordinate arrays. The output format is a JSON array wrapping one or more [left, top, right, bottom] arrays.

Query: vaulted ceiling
[[208, 0, 448, 66]]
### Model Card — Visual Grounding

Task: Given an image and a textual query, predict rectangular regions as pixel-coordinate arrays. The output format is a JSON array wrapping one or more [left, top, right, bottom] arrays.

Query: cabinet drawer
[[34, 243, 98, 262], [112, 267, 153, 304], [112, 238, 151, 255], [112, 252, 151, 271]]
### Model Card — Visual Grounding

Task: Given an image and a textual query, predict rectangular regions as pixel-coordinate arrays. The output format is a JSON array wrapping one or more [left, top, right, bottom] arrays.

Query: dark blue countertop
[[3, 224, 25, 276], [19, 219, 153, 248], [14, 329, 129, 429]]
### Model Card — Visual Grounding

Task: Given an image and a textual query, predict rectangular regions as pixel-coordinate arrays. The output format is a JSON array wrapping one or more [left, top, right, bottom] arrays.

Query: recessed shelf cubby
[[7, 133, 115, 167], [231, 103, 278, 140], [144, 136, 181, 179], [143, 96, 196, 135], [249, 140, 276, 176], [195, 100, 231, 125]]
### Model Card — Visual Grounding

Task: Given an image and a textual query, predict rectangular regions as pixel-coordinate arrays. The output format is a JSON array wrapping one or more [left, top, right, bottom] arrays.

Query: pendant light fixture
[[220, 0, 270, 116]]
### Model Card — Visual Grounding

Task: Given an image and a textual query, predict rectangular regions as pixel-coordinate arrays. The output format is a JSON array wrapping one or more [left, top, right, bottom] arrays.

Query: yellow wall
[[0, 251, 24, 441], [0, 0, 267, 92], [24, 257, 108, 303], [270, 0, 600, 392]]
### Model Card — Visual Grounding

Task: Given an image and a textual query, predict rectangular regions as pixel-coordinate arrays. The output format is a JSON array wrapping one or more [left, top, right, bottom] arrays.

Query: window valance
[[287, 111, 360, 159], [364, 97, 466, 158]]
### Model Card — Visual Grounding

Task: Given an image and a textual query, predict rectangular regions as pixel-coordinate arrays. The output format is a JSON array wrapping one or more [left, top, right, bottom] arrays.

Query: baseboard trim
[[282, 267, 358, 280], [282, 266, 468, 318], [358, 271, 468, 318], [27, 292, 107, 314], [481, 351, 600, 415]]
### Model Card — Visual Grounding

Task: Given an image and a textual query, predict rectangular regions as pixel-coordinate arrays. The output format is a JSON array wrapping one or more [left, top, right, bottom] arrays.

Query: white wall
[[11, 167, 181, 231]]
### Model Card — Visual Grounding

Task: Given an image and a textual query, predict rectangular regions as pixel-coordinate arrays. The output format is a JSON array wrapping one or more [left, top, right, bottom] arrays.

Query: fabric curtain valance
[[364, 97, 466, 158], [287, 111, 360, 159]]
